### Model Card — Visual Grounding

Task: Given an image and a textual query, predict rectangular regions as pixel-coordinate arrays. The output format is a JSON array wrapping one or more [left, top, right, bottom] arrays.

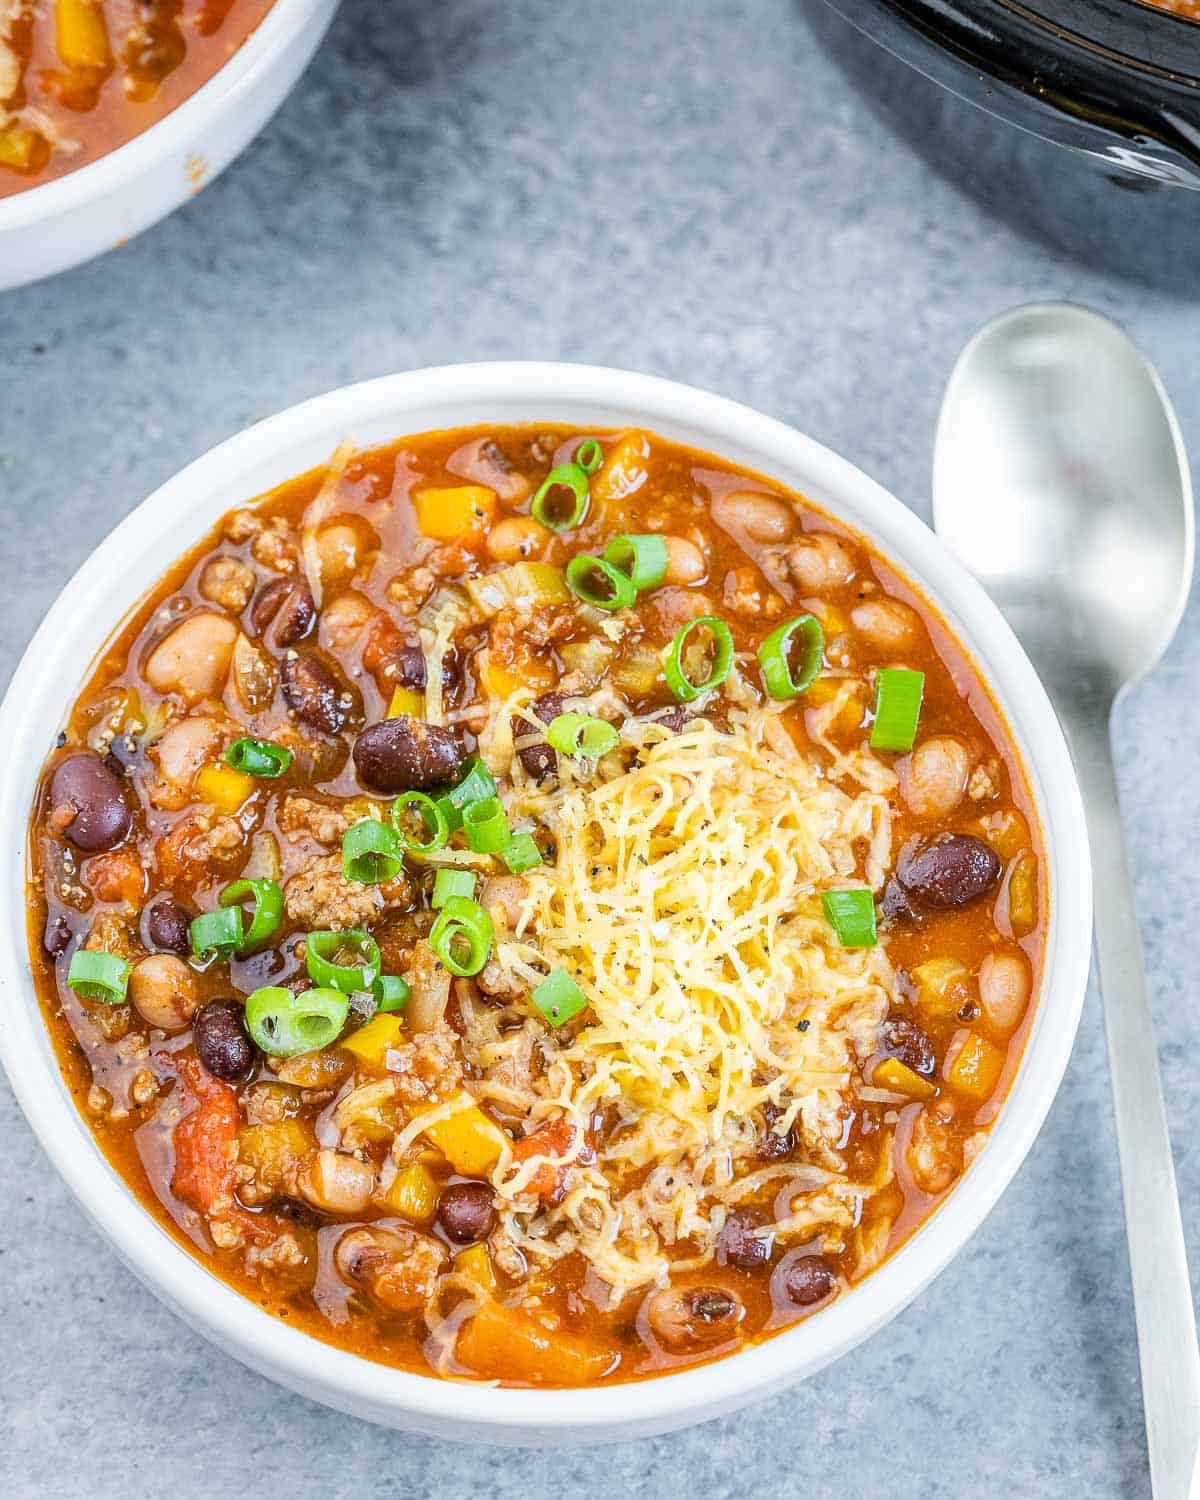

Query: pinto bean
[[144, 612, 238, 700], [897, 833, 1002, 909], [646, 1286, 743, 1351], [712, 490, 796, 543], [193, 999, 255, 1080], [516, 691, 565, 783], [479, 875, 529, 929], [281, 652, 349, 735], [783, 1254, 836, 1307], [786, 534, 856, 593], [353, 715, 465, 792], [663, 536, 706, 585], [899, 736, 972, 820], [250, 577, 316, 646], [978, 951, 1031, 1040], [299, 1149, 376, 1215], [880, 1016, 936, 1076], [48, 753, 131, 852], [852, 598, 924, 655], [437, 1181, 496, 1244], [907, 1104, 962, 1194], [486, 516, 551, 563], [143, 897, 192, 955], [198, 557, 255, 613], [128, 954, 198, 1032], [718, 1210, 771, 1270]]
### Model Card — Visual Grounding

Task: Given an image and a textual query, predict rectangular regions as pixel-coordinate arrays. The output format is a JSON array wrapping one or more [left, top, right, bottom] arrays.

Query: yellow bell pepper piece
[[1006, 850, 1039, 937], [477, 651, 532, 701], [424, 1092, 508, 1175], [196, 763, 255, 814], [946, 1030, 1007, 1104], [413, 485, 496, 541], [0, 122, 48, 174], [55, 0, 112, 70], [387, 686, 425, 719], [589, 430, 651, 505], [464, 562, 569, 618], [911, 957, 971, 1023], [873, 1057, 936, 1101], [455, 1243, 498, 1298], [340, 1014, 406, 1073], [383, 1160, 439, 1223]]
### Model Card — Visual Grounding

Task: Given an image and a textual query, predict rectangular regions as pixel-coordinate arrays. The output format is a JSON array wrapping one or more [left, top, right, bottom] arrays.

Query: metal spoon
[[933, 304, 1197, 1499]]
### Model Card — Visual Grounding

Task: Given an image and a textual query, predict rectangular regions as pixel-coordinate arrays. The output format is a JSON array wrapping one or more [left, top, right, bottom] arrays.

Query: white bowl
[[0, 364, 1092, 1444], [0, 0, 338, 290]]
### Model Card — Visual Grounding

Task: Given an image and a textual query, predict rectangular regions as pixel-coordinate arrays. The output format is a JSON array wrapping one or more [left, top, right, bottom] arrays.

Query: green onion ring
[[219, 878, 284, 951], [501, 831, 543, 874], [575, 439, 603, 475], [463, 795, 512, 854], [66, 950, 131, 1005], [565, 554, 638, 612], [432, 868, 477, 908], [429, 895, 494, 977], [546, 712, 620, 759], [662, 615, 735, 702], [373, 974, 410, 1013], [758, 615, 825, 699], [244, 985, 350, 1058], [391, 789, 449, 851], [342, 818, 405, 885], [603, 533, 668, 593], [530, 463, 590, 531], [305, 929, 382, 993], [225, 737, 293, 778], [189, 905, 244, 960], [869, 668, 926, 753]]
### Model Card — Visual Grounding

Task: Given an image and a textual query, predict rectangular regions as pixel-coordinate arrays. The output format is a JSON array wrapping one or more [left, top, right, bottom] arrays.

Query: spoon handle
[[1067, 708, 1200, 1497]]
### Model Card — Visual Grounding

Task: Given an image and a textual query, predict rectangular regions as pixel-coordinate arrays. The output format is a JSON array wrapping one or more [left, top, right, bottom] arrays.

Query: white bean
[[787, 533, 856, 593], [851, 598, 924, 654], [144, 612, 238, 701], [299, 1149, 376, 1214], [128, 954, 198, 1032], [899, 736, 971, 819], [662, 536, 707, 585], [712, 490, 797, 543], [978, 951, 1031, 1039]]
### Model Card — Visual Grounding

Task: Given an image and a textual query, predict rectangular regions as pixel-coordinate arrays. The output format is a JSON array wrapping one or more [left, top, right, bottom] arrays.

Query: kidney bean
[[717, 1209, 771, 1271], [144, 897, 192, 955], [896, 833, 1001, 909], [250, 577, 316, 646], [880, 1016, 936, 1076], [646, 1286, 743, 1350], [516, 692, 566, 783], [436, 1181, 496, 1244], [352, 716, 465, 792], [783, 1254, 836, 1307], [281, 652, 349, 735], [48, 752, 131, 852], [193, 999, 255, 1081]]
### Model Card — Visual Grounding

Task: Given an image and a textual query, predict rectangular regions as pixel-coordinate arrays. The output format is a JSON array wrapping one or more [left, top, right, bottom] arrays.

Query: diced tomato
[[172, 1056, 240, 1219], [509, 1115, 580, 1206]]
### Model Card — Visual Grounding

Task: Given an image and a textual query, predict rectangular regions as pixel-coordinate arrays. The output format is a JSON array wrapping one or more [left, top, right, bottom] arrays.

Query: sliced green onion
[[870, 668, 925, 752], [305, 929, 382, 993], [821, 889, 878, 948], [429, 895, 494, 977], [190, 905, 244, 960], [575, 438, 603, 475], [391, 789, 449, 851], [445, 757, 497, 814], [546, 712, 619, 759], [219, 878, 283, 951], [464, 795, 511, 854], [759, 615, 825, 699], [373, 974, 410, 1012], [531, 463, 590, 531], [66, 950, 131, 1005], [342, 818, 404, 885], [531, 966, 588, 1027], [603, 534, 668, 593], [244, 985, 349, 1058], [663, 615, 735, 702], [565, 553, 638, 612], [433, 868, 477, 908], [502, 831, 543, 874], [225, 736, 293, 778]]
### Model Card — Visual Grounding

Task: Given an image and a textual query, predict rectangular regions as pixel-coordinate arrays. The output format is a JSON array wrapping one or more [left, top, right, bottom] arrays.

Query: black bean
[[353, 716, 465, 792], [250, 577, 316, 646], [516, 692, 565, 783], [436, 1181, 495, 1243], [48, 752, 131, 852], [691, 1288, 739, 1323], [717, 1209, 771, 1271], [144, 897, 192, 955], [896, 833, 1002, 909], [880, 875, 920, 925], [193, 999, 255, 1081], [281, 652, 349, 735], [656, 705, 692, 734], [880, 1017, 936, 1077], [756, 1100, 796, 1162], [783, 1254, 836, 1307], [43, 914, 71, 958], [393, 643, 427, 691]]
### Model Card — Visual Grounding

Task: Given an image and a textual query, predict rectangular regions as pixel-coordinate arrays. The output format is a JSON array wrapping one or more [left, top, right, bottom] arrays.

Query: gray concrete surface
[[2, 1, 1199, 1495]]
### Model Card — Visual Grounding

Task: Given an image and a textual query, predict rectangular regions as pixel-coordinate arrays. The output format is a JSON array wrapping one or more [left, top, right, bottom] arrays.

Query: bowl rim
[[0, 362, 1093, 1436], [0, 0, 327, 232]]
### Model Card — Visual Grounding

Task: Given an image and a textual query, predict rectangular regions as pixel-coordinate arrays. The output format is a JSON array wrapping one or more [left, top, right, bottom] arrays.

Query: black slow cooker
[[808, 0, 1200, 287]]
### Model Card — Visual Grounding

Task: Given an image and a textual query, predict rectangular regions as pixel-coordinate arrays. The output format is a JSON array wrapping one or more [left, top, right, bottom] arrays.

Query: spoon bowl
[[933, 304, 1194, 706]]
